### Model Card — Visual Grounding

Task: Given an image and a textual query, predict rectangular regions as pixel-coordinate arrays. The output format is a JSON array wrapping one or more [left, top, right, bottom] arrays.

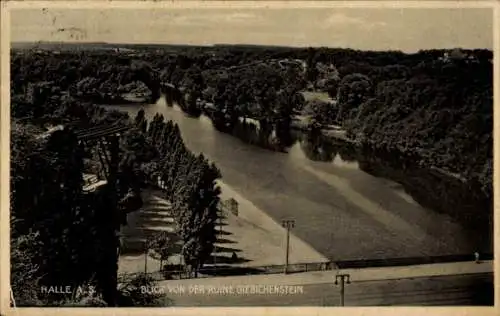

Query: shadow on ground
[[335, 253, 495, 269], [208, 254, 251, 264], [120, 193, 180, 256], [120, 191, 253, 271], [215, 246, 242, 253], [199, 265, 264, 276], [216, 238, 238, 244]]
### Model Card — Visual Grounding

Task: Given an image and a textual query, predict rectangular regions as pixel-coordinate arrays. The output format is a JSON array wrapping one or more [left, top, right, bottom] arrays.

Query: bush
[[117, 273, 172, 307]]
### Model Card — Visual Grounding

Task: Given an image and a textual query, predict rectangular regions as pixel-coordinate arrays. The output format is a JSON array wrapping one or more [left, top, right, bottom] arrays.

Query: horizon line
[[10, 41, 493, 54]]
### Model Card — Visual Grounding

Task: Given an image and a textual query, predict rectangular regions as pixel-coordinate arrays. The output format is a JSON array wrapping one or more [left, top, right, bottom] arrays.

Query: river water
[[104, 96, 492, 263]]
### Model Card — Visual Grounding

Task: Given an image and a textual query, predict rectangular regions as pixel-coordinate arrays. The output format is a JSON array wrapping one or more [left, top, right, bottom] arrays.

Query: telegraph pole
[[335, 274, 351, 306], [281, 219, 295, 274]]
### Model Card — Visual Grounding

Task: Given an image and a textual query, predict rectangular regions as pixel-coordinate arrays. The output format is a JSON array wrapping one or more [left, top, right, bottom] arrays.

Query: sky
[[10, 7, 493, 52]]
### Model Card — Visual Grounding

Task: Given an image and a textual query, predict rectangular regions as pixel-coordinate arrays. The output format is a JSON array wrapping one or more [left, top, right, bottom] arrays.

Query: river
[[104, 96, 492, 263]]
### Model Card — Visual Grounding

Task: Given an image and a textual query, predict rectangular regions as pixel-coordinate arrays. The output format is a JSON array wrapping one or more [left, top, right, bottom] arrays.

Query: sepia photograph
[[2, 0, 497, 312]]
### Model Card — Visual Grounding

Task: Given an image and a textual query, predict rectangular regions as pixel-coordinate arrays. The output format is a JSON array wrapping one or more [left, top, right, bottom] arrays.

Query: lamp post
[[335, 273, 351, 306], [281, 219, 295, 274]]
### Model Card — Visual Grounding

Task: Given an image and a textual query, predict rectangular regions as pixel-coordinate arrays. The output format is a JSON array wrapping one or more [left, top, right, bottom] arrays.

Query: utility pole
[[281, 219, 295, 274], [335, 273, 351, 306]]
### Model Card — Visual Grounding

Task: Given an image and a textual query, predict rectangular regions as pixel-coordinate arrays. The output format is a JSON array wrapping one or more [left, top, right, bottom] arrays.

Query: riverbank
[[160, 84, 482, 187], [291, 116, 357, 145], [290, 115, 470, 184], [105, 100, 491, 268]]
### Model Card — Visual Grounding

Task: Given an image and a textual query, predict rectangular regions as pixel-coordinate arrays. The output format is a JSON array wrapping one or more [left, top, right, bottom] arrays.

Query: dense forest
[[10, 44, 493, 305], [10, 51, 221, 305], [11, 46, 493, 196]]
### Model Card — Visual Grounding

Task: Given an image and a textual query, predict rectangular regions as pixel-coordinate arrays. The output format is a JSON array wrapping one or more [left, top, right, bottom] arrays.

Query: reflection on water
[[228, 118, 362, 170], [204, 103, 492, 248], [293, 131, 359, 168], [356, 147, 492, 236], [228, 118, 297, 152], [232, 119, 283, 152], [103, 95, 493, 257], [295, 132, 492, 248], [298, 131, 490, 219]]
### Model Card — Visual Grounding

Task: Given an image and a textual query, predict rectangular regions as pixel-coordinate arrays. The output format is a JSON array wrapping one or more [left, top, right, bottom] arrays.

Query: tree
[[10, 231, 43, 306], [148, 231, 174, 272], [134, 109, 148, 133], [117, 274, 171, 307], [337, 73, 373, 122], [303, 99, 337, 129], [305, 47, 319, 83], [324, 74, 341, 99]]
